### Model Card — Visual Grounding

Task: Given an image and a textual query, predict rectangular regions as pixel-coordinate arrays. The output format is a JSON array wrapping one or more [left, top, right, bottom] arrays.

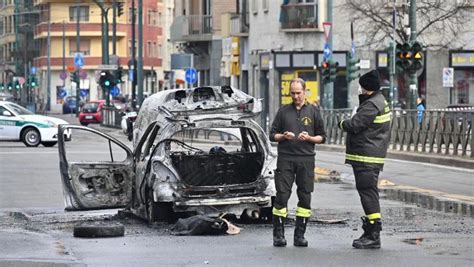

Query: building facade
[[32, 0, 163, 113]]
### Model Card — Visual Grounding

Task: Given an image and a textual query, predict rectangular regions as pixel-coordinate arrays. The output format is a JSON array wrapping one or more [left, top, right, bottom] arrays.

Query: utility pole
[[76, 0, 81, 117], [324, 0, 334, 110], [137, 0, 144, 107], [389, 3, 396, 109], [131, 0, 137, 110], [408, 0, 417, 109], [46, 7, 51, 112], [112, 0, 117, 55], [62, 21, 65, 87]]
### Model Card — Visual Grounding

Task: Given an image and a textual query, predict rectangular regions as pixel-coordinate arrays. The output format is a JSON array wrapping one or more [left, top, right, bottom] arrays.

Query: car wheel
[[41, 141, 57, 147], [146, 190, 174, 223], [21, 128, 41, 147], [73, 221, 125, 238]]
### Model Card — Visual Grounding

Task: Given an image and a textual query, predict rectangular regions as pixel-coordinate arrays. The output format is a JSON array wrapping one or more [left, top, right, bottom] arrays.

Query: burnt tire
[[73, 221, 125, 238], [41, 141, 57, 147], [21, 127, 41, 147]]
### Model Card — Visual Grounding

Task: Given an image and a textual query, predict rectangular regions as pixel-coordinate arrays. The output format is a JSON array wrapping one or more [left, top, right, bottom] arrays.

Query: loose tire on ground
[[41, 141, 57, 147], [73, 221, 125, 238], [21, 127, 41, 147]]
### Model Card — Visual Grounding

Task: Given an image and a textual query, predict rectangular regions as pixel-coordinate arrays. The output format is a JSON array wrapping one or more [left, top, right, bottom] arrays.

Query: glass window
[[69, 40, 91, 56], [452, 69, 474, 105], [69, 6, 89, 22]]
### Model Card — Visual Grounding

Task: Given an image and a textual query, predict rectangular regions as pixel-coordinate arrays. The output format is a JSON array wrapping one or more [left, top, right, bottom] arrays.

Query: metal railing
[[280, 3, 318, 30], [101, 106, 122, 129], [322, 109, 473, 158], [183, 15, 212, 36], [230, 14, 248, 36]]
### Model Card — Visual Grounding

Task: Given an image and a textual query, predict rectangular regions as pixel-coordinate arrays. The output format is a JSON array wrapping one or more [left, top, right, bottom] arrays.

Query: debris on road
[[73, 221, 125, 238], [403, 237, 424, 245], [314, 167, 341, 183]]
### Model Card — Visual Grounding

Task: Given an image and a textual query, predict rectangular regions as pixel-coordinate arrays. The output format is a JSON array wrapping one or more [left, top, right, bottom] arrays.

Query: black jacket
[[340, 91, 391, 168], [270, 102, 326, 162]]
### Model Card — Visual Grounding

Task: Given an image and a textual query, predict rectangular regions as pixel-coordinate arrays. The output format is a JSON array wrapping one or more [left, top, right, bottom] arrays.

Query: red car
[[79, 100, 105, 126]]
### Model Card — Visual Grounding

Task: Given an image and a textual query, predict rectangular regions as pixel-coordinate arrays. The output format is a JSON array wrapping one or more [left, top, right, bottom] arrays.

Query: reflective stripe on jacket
[[340, 91, 391, 168]]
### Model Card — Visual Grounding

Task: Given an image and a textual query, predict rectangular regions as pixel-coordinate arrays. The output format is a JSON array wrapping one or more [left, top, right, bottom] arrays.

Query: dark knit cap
[[359, 70, 380, 91]]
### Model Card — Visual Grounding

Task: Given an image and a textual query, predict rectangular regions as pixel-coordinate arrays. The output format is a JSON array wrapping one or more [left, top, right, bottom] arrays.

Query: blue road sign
[[323, 43, 331, 60], [129, 70, 134, 82], [59, 89, 67, 98], [31, 67, 36, 75], [80, 89, 89, 97], [74, 53, 84, 68], [110, 86, 120, 97], [185, 68, 197, 85]]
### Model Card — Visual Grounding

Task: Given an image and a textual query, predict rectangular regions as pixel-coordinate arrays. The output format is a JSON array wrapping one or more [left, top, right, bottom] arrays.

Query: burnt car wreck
[[58, 86, 276, 223]]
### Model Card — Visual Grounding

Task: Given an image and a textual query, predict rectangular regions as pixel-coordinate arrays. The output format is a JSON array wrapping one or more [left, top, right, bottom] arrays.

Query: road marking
[[385, 158, 474, 173]]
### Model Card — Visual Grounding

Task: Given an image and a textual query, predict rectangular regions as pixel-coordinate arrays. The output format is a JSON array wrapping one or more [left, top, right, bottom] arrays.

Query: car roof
[[141, 86, 260, 114]]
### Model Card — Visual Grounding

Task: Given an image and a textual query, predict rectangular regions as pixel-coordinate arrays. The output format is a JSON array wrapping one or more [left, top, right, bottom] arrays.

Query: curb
[[379, 179, 474, 218], [316, 144, 474, 170]]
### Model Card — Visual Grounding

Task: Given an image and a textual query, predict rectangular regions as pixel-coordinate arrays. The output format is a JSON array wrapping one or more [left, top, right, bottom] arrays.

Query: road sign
[[79, 69, 88, 79], [59, 89, 67, 98], [74, 53, 84, 68], [80, 89, 89, 97], [59, 71, 68, 80], [323, 22, 332, 41], [323, 43, 331, 60], [110, 86, 120, 97], [129, 70, 134, 81], [31, 66, 36, 75], [442, 67, 454, 87], [98, 64, 118, 70], [185, 68, 197, 84], [18, 77, 25, 86]]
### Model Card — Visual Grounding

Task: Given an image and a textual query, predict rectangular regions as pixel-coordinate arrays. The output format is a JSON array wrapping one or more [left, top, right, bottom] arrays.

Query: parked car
[[58, 86, 276, 223], [78, 100, 105, 126], [0, 101, 72, 147], [62, 96, 77, 114]]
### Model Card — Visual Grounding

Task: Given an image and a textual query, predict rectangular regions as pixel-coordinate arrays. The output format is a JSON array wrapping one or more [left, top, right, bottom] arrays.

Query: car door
[[0, 105, 21, 140], [58, 125, 134, 211]]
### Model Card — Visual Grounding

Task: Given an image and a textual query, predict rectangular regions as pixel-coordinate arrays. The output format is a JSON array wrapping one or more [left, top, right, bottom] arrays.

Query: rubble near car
[[58, 86, 276, 223]]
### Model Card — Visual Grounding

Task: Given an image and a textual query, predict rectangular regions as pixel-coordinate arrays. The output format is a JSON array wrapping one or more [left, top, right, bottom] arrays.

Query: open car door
[[58, 125, 134, 211]]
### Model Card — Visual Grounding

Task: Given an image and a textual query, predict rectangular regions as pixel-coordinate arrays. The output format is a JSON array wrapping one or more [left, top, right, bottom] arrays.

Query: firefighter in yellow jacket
[[338, 70, 391, 249]]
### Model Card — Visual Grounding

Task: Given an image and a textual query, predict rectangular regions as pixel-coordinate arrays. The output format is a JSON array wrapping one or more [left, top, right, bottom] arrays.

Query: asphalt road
[[0, 115, 473, 266]]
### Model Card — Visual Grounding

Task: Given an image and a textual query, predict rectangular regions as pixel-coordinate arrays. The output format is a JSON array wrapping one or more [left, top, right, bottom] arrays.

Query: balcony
[[280, 3, 319, 31], [170, 15, 212, 42], [230, 14, 248, 36]]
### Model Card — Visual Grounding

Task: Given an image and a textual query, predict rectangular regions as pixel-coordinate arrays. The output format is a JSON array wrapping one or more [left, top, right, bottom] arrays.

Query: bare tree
[[342, 0, 474, 50]]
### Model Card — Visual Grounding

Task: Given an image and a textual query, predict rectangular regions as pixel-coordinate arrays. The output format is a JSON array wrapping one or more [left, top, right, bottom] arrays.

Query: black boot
[[352, 217, 381, 249], [294, 216, 308, 247], [273, 215, 287, 247]]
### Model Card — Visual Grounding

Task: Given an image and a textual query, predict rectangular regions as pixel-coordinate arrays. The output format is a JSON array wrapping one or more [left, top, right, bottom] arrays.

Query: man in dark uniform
[[338, 70, 391, 249], [269, 78, 326, 247]]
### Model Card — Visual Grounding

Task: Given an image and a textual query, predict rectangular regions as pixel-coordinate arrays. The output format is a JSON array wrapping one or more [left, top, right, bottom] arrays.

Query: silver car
[[58, 86, 276, 223]]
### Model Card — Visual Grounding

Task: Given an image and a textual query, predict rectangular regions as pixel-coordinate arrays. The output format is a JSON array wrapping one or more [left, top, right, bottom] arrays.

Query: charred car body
[[58, 86, 276, 222]]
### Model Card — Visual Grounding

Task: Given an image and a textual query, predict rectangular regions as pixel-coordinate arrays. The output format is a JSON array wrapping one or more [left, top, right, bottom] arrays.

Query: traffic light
[[14, 81, 20, 90], [411, 42, 423, 71], [117, 2, 124, 17], [99, 71, 116, 90], [329, 60, 339, 82], [114, 67, 123, 84], [396, 42, 412, 72], [346, 52, 360, 83], [0, 83, 4, 91], [29, 75, 38, 88], [70, 71, 78, 83], [7, 82, 12, 90], [321, 60, 330, 84]]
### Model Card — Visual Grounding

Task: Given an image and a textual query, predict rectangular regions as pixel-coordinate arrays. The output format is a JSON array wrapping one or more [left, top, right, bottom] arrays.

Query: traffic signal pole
[[409, 0, 418, 109], [324, 0, 334, 110], [137, 0, 144, 107], [389, 6, 396, 109], [76, 0, 80, 117]]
